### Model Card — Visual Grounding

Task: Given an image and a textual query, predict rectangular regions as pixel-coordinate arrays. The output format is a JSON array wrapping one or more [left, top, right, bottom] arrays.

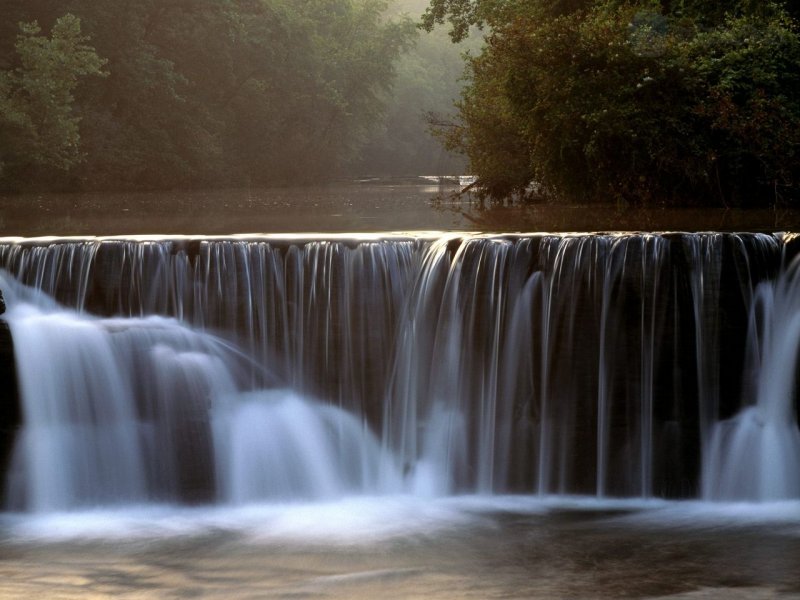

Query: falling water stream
[[1, 232, 800, 598]]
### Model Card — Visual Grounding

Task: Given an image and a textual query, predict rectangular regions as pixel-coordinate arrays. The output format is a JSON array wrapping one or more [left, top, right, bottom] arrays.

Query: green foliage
[[0, 14, 105, 179], [268, 0, 417, 180], [421, 0, 592, 41], [0, 0, 416, 190], [428, 0, 800, 205], [354, 2, 478, 176]]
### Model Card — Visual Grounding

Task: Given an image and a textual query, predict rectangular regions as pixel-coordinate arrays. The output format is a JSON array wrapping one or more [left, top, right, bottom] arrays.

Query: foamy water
[[4, 495, 800, 545]]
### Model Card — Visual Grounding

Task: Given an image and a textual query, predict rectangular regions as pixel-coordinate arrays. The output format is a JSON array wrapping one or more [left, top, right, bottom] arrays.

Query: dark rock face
[[0, 321, 19, 502]]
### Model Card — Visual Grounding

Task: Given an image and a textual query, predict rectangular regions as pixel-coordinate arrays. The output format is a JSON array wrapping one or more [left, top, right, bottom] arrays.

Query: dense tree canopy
[[0, 0, 417, 191], [424, 0, 800, 206]]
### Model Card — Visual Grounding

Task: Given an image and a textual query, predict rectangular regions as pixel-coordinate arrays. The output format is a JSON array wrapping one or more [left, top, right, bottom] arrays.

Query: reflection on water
[[2, 498, 800, 599], [443, 198, 800, 234], [0, 182, 470, 237], [3, 181, 800, 236]]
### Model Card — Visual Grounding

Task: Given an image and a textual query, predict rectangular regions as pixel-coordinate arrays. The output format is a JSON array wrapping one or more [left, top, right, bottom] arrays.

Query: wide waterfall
[[0, 232, 799, 513]]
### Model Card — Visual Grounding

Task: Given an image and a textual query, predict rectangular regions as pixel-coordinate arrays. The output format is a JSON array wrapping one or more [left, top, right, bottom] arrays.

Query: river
[[2, 180, 800, 236], [2, 498, 800, 598]]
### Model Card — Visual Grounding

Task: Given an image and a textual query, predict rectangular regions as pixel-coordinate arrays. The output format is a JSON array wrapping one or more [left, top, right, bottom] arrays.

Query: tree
[[1, 0, 416, 190], [424, 0, 800, 206], [352, 0, 479, 177], [0, 14, 105, 183]]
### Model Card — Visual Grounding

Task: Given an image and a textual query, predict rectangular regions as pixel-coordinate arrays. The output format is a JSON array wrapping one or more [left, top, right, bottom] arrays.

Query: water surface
[[3, 181, 800, 236], [2, 497, 800, 599]]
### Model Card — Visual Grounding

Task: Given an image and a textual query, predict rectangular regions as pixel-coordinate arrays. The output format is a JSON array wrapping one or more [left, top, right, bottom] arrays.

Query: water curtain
[[0, 233, 797, 511]]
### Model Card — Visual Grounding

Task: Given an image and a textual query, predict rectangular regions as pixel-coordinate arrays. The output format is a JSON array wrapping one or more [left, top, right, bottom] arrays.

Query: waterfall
[[0, 267, 401, 511], [0, 232, 797, 512], [703, 255, 800, 500], [217, 390, 402, 503]]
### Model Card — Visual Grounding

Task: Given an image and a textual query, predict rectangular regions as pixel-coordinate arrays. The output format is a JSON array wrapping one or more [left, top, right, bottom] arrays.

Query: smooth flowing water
[[1, 231, 800, 598]]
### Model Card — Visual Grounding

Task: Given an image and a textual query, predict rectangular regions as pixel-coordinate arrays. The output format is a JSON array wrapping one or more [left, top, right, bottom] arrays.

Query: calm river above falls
[[2, 180, 800, 235]]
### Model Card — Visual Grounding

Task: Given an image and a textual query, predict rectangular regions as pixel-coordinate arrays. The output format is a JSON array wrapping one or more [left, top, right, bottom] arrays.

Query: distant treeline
[[425, 0, 800, 207], [1, 0, 451, 191]]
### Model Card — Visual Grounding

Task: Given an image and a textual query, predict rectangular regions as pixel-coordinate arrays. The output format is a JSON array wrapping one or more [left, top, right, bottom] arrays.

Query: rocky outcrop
[[0, 320, 20, 501]]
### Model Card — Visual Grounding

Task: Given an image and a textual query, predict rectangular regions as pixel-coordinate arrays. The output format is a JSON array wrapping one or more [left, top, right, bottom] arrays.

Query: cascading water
[[703, 255, 800, 500], [0, 268, 400, 512], [0, 232, 798, 513], [217, 390, 402, 503]]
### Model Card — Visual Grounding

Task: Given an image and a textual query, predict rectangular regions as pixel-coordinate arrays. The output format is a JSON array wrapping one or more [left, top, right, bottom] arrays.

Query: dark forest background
[[424, 0, 800, 206], [0, 0, 469, 191]]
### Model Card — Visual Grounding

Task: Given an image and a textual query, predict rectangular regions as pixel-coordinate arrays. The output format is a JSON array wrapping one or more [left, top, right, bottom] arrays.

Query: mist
[[0, 0, 471, 192]]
